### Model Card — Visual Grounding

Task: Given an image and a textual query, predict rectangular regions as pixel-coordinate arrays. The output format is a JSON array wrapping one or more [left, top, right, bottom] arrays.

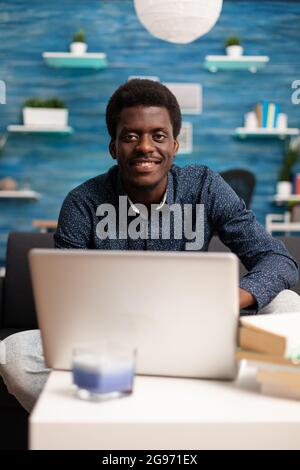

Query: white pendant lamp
[[134, 0, 223, 44]]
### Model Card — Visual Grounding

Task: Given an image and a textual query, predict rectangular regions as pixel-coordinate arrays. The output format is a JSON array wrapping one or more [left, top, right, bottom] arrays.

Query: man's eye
[[124, 134, 138, 141], [154, 134, 166, 141]]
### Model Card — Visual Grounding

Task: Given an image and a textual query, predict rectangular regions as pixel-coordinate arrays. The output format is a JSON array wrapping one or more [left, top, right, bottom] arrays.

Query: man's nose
[[135, 134, 154, 153]]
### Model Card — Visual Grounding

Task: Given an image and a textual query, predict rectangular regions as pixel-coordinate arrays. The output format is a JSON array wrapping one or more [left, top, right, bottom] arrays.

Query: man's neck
[[123, 179, 167, 209]]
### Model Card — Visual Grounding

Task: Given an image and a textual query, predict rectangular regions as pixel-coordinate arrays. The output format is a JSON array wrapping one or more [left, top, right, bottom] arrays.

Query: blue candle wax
[[72, 356, 134, 395]]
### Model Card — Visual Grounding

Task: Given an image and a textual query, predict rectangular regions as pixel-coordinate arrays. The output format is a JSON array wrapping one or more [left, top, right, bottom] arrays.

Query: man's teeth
[[134, 161, 156, 167]]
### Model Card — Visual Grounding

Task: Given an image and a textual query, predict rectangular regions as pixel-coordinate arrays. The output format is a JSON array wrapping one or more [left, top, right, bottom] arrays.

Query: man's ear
[[109, 141, 117, 160], [173, 139, 179, 156]]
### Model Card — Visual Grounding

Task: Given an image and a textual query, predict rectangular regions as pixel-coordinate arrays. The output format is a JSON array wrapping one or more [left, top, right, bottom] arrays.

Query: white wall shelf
[[204, 55, 269, 73], [42, 52, 107, 69], [7, 125, 73, 135], [0, 189, 41, 200], [273, 194, 300, 205], [266, 213, 300, 234], [234, 127, 299, 139]]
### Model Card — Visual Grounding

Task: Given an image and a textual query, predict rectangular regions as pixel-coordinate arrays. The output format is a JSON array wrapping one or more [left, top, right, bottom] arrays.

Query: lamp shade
[[134, 0, 223, 44]]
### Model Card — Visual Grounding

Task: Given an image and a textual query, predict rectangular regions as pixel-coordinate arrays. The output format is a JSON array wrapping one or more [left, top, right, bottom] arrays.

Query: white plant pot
[[276, 181, 292, 197], [23, 107, 68, 128], [225, 45, 244, 57], [70, 42, 87, 55]]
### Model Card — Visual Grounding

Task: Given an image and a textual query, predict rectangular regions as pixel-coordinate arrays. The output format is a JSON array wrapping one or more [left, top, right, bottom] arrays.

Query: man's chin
[[128, 176, 160, 192]]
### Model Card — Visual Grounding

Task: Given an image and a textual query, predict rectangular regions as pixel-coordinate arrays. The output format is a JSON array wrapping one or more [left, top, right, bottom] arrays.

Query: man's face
[[109, 106, 179, 195]]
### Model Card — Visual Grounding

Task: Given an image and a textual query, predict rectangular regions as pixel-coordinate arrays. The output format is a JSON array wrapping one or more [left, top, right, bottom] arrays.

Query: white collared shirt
[[127, 190, 167, 215]]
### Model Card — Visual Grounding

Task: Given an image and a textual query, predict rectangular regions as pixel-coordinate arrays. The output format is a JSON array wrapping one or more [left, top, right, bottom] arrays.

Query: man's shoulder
[[68, 165, 118, 202]]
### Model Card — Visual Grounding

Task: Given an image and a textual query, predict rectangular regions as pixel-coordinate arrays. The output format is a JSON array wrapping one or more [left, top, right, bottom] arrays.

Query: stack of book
[[255, 101, 282, 129], [244, 101, 286, 130], [236, 312, 300, 400]]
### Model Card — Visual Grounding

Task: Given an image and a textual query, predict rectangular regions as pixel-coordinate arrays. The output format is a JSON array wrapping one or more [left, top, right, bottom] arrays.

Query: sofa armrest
[[3, 232, 54, 328]]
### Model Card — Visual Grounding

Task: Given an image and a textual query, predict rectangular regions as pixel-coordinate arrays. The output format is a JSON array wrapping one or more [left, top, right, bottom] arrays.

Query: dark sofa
[[0, 232, 299, 449], [0, 232, 54, 450]]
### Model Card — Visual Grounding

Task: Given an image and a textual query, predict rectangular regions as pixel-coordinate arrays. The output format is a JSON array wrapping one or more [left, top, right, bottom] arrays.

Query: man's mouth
[[132, 161, 158, 167], [130, 159, 161, 171]]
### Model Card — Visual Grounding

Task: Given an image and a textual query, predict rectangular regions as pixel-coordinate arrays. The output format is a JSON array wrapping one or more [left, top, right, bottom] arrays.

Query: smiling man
[[0, 79, 300, 413], [54, 79, 298, 311]]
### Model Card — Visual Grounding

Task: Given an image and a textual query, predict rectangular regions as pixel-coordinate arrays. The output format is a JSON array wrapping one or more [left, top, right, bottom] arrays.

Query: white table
[[30, 364, 300, 450]]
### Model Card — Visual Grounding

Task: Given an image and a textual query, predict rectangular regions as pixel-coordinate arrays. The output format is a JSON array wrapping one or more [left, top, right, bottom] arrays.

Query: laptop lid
[[29, 249, 239, 379]]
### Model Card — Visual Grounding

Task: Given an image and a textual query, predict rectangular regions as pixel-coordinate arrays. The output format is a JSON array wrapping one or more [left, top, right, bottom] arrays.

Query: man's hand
[[239, 288, 256, 309]]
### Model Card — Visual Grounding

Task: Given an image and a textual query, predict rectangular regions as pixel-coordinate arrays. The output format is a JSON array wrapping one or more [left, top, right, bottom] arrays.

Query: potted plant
[[277, 145, 299, 196], [23, 97, 68, 128], [225, 36, 243, 57], [70, 29, 87, 55]]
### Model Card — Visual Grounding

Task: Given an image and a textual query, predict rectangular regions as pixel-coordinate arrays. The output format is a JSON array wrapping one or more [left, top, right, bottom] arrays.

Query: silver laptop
[[29, 249, 239, 379]]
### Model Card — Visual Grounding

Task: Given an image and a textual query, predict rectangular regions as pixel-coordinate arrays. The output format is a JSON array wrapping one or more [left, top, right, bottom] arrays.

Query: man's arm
[[207, 170, 298, 312], [54, 192, 94, 249]]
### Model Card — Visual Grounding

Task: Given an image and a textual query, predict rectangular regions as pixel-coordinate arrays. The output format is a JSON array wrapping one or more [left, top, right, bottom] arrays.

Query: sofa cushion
[[2, 232, 54, 328], [0, 328, 29, 412]]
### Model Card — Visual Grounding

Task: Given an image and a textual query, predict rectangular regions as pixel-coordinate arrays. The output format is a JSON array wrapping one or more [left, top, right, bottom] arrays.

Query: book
[[239, 325, 285, 356], [267, 103, 275, 129], [257, 368, 300, 388], [257, 366, 300, 401], [238, 312, 300, 359], [261, 100, 269, 128], [260, 381, 300, 400], [238, 313, 300, 401], [255, 102, 262, 127], [236, 349, 300, 368], [235, 350, 300, 401]]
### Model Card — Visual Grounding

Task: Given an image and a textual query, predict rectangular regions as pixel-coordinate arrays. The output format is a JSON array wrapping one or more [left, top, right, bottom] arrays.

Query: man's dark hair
[[106, 79, 182, 140]]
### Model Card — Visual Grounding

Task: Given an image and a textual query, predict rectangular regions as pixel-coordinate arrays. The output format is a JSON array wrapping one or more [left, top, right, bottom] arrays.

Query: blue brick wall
[[0, 0, 300, 264]]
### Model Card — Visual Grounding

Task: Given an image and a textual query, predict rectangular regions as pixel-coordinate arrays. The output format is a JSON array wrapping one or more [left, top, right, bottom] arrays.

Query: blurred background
[[0, 0, 300, 265]]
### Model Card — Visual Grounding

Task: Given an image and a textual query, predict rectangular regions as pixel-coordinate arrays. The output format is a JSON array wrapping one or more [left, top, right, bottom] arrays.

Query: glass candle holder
[[72, 342, 136, 401]]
